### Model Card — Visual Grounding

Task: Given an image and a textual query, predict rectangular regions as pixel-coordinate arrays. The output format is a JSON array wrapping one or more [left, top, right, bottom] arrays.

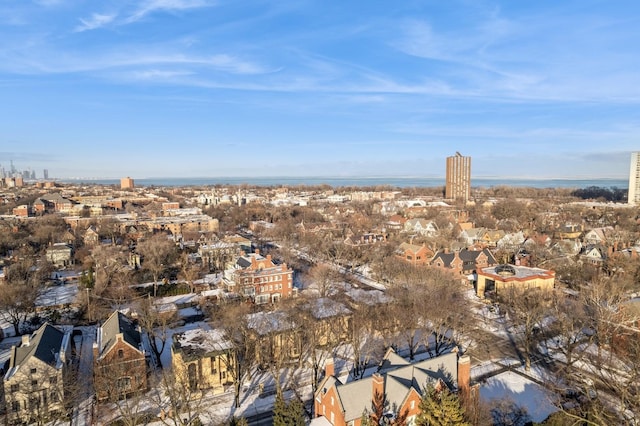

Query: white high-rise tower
[[629, 152, 640, 205]]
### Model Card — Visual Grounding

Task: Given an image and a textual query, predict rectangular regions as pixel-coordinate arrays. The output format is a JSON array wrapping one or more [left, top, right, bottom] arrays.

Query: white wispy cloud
[[125, 0, 214, 24], [75, 13, 117, 32]]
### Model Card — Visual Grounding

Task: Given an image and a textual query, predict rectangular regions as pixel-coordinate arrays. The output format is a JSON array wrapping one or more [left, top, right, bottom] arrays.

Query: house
[[93, 311, 148, 401], [234, 250, 294, 304], [12, 205, 30, 218], [403, 219, 438, 237], [314, 349, 470, 426], [583, 226, 614, 245], [3, 323, 71, 425], [475, 264, 555, 298], [83, 226, 99, 246], [496, 231, 525, 251], [344, 232, 386, 246], [396, 243, 434, 267], [46, 243, 74, 267], [248, 311, 301, 366], [305, 298, 352, 347], [580, 244, 607, 266], [431, 248, 497, 277], [198, 240, 238, 272], [171, 326, 234, 395]]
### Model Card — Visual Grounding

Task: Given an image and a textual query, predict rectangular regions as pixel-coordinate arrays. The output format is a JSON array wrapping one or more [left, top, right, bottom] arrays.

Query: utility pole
[[85, 287, 91, 321]]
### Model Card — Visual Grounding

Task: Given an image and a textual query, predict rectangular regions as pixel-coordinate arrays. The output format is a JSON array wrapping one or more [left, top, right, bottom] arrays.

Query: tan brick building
[[476, 264, 555, 298], [171, 327, 234, 395], [3, 324, 71, 425]]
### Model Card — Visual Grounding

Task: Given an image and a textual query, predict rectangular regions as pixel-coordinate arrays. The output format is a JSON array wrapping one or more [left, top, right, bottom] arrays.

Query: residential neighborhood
[[0, 179, 638, 426]]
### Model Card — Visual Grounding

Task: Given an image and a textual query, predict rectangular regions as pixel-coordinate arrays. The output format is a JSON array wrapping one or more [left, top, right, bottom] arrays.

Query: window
[[31, 379, 38, 387], [11, 401, 20, 412], [10, 384, 19, 392], [407, 255, 412, 260], [331, 396, 334, 406], [410, 400, 415, 410], [210, 357, 217, 374], [50, 376, 57, 386], [118, 349, 124, 359], [116, 377, 132, 393], [50, 390, 59, 402]]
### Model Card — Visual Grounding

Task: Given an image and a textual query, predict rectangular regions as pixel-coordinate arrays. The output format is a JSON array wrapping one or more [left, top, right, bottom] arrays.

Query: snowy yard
[[480, 371, 558, 423]]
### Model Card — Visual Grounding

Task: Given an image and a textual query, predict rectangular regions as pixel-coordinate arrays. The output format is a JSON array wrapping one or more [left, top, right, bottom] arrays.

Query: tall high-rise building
[[628, 152, 640, 205], [120, 176, 135, 189], [445, 152, 471, 201], [43, 169, 49, 180]]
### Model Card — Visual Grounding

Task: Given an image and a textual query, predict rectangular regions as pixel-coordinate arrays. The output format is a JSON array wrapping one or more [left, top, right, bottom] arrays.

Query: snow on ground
[[36, 283, 80, 307], [480, 371, 558, 423]]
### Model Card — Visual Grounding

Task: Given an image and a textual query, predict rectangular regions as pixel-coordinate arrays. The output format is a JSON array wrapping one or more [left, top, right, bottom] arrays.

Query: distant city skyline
[[1, 1, 638, 179]]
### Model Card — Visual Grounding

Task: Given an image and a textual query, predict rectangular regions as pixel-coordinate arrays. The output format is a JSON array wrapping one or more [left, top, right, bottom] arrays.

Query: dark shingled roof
[[10, 323, 64, 370], [99, 311, 142, 355]]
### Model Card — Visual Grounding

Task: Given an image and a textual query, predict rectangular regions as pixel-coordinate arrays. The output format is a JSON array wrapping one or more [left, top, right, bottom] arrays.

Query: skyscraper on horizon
[[445, 152, 471, 202], [629, 152, 640, 205]]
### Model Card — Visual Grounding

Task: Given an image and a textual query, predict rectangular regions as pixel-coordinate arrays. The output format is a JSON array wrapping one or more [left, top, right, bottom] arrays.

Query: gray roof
[[99, 311, 142, 356], [329, 351, 459, 422], [6, 323, 66, 379]]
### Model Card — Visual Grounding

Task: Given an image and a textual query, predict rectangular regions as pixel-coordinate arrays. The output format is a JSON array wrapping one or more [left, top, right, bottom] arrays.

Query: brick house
[[171, 327, 234, 395], [314, 350, 470, 426], [3, 324, 71, 425], [93, 311, 148, 401], [431, 247, 497, 277], [396, 242, 434, 267], [234, 250, 294, 304], [12, 205, 30, 217]]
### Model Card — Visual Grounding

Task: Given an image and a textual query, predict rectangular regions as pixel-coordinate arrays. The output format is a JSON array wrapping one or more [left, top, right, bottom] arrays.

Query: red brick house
[[396, 243, 434, 267], [93, 311, 148, 401], [234, 250, 294, 304], [314, 350, 470, 426]]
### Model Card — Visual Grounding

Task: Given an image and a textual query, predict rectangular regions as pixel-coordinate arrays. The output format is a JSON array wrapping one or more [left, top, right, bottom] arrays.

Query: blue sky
[[0, 0, 638, 179]]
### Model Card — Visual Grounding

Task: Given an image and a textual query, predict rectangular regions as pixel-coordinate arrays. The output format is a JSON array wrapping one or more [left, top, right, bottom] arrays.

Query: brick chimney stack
[[457, 355, 471, 397], [372, 373, 384, 399], [324, 358, 335, 377]]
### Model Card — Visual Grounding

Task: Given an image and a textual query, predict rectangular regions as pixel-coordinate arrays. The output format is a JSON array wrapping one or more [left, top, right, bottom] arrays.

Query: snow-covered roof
[[173, 327, 231, 361]]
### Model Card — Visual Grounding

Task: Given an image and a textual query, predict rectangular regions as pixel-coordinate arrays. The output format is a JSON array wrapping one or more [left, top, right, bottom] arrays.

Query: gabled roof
[[5, 323, 67, 380], [98, 311, 142, 357], [325, 350, 459, 422]]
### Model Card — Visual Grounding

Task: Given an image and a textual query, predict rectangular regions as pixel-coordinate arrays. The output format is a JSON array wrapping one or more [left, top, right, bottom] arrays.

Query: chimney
[[324, 358, 335, 377], [372, 373, 384, 399], [21, 334, 30, 346], [457, 355, 470, 398], [444, 248, 449, 254]]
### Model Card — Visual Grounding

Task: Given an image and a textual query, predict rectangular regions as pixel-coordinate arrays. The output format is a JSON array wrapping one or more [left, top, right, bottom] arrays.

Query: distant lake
[[58, 176, 628, 189]]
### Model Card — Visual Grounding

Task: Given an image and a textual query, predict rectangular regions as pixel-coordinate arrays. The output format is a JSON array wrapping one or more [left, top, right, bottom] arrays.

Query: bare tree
[[136, 297, 178, 368], [137, 232, 176, 297], [0, 255, 44, 335], [498, 287, 552, 371], [217, 303, 257, 408]]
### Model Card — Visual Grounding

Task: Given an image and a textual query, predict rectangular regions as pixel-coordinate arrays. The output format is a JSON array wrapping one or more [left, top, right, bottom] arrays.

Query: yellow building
[[476, 264, 555, 298], [171, 327, 234, 395]]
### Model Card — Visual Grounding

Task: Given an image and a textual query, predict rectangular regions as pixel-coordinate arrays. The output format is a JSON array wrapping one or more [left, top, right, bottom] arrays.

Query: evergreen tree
[[415, 385, 469, 426], [273, 392, 305, 426]]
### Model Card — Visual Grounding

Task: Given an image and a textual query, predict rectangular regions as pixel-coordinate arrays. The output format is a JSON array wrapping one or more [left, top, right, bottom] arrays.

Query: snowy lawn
[[480, 371, 558, 423]]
